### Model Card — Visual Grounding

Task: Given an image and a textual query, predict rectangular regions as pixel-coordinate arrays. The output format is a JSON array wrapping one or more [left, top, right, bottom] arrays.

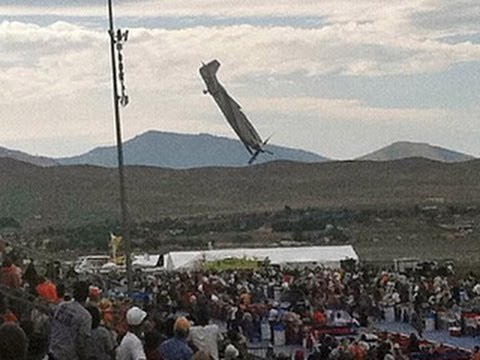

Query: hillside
[[357, 141, 474, 162], [57, 131, 327, 168], [0, 146, 57, 167], [1, 157, 480, 229]]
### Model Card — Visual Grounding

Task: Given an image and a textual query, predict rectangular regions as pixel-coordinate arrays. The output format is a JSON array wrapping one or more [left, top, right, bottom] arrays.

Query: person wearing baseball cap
[[160, 316, 193, 360], [117, 306, 148, 360]]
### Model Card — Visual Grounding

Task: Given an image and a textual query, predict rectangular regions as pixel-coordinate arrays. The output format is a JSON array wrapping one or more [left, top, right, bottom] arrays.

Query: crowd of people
[[0, 249, 480, 360]]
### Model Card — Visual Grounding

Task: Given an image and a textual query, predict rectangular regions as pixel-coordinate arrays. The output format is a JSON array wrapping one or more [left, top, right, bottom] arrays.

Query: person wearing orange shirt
[[35, 277, 58, 303]]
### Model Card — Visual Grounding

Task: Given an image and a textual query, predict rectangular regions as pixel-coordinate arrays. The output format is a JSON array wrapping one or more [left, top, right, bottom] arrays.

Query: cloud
[[2, 17, 480, 105], [1, 1, 480, 158], [243, 97, 449, 123], [412, 0, 480, 36]]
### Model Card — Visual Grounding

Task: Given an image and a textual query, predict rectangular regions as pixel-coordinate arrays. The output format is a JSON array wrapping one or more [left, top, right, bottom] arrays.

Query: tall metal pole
[[107, 0, 132, 294]]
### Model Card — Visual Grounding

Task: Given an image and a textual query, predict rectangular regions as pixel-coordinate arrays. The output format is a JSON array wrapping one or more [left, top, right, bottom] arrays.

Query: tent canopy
[[165, 245, 358, 271], [132, 254, 161, 268]]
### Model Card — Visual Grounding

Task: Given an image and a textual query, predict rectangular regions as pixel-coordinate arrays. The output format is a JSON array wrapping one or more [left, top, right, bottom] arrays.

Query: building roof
[[165, 245, 358, 270]]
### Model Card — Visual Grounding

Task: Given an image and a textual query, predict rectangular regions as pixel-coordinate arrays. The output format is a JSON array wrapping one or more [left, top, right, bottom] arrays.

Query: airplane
[[199, 59, 273, 165]]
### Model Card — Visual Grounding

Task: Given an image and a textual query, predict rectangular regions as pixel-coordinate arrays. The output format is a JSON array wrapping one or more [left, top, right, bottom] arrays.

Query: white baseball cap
[[126, 306, 147, 326], [225, 344, 239, 359]]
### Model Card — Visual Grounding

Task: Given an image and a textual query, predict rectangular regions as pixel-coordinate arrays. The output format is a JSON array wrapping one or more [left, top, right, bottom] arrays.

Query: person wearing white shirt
[[189, 311, 222, 360], [116, 307, 147, 360]]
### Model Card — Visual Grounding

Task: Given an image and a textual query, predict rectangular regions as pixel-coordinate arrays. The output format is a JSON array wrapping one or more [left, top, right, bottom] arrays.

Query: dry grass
[[1, 157, 480, 231]]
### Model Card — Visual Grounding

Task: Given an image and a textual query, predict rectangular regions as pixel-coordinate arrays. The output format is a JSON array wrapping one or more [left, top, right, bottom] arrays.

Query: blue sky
[[0, 0, 480, 159]]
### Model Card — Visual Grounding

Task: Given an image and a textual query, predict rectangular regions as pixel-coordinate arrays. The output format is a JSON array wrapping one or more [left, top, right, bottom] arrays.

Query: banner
[[205, 257, 260, 270]]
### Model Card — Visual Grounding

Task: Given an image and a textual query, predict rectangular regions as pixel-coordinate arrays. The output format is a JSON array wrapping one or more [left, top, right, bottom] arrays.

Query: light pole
[[107, 0, 132, 294]]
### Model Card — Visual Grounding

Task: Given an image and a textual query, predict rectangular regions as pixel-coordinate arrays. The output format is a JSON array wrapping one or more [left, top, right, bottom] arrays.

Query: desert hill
[[0, 146, 58, 167], [357, 141, 474, 162], [57, 131, 327, 168], [1, 157, 479, 229]]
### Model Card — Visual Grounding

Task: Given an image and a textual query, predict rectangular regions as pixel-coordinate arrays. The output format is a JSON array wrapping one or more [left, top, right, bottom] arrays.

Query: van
[[74, 255, 111, 274]]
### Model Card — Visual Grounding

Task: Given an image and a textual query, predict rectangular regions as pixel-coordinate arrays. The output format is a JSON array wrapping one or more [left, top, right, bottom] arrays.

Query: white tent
[[165, 245, 358, 271], [132, 254, 161, 268]]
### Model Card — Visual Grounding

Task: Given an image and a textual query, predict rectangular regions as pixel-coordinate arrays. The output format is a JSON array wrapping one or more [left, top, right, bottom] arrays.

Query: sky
[[1, 0, 480, 160]]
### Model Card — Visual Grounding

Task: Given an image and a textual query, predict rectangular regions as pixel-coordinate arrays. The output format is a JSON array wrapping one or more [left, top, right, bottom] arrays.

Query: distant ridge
[[0, 146, 58, 167], [2, 156, 480, 228], [357, 141, 475, 163], [57, 130, 328, 168]]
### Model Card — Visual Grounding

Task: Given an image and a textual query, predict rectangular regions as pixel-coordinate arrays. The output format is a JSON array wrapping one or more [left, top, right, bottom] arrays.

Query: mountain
[[357, 141, 475, 162], [0, 146, 57, 167], [57, 131, 328, 168], [2, 156, 480, 229]]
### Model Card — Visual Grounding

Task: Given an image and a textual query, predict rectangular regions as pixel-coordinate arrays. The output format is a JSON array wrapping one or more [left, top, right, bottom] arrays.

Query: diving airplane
[[199, 60, 273, 165]]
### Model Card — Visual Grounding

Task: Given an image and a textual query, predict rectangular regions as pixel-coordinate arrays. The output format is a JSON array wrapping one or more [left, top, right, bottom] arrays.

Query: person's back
[[189, 323, 221, 360], [48, 281, 92, 360], [85, 305, 115, 360], [0, 323, 27, 360], [116, 306, 148, 360], [117, 331, 146, 360], [160, 317, 193, 360], [145, 330, 163, 360]]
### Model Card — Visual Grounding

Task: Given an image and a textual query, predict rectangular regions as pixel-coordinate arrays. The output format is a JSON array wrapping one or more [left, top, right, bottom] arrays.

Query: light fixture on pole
[[107, 0, 132, 294]]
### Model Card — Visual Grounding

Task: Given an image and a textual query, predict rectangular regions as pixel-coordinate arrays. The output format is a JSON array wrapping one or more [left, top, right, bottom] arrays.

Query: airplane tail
[[200, 59, 221, 76]]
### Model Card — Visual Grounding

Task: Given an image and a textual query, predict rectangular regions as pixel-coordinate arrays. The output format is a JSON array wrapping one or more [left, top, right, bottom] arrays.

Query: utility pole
[[107, 0, 132, 294]]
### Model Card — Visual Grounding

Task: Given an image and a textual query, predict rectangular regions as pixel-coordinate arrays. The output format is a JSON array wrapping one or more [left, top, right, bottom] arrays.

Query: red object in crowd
[[294, 350, 305, 360], [89, 286, 101, 300], [0, 265, 21, 289], [1, 310, 18, 324], [350, 343, 367, 360], [313, 310, 326, 326], [36, 280, 58, 303], [114, 304, 130, 337]]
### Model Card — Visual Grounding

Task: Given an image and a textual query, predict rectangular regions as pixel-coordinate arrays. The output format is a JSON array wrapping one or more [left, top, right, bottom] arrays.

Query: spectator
[[189, 310, 222, 360], [471, 346, 480, 360], [226, 330, 247, 360], [85, 305, 115, 360], [393, 343, 406, 360], [117, 306, 148, 360], [411, 310, 424, 338], [0, 293, 17, 324], [0, 322, 28, 360], [348, 341, 366, 360], [145, 330, 163, 360], [308, 345, 321, 360], [22, 259, 38, 290], [35, 276, 58, 303], [224, 344, 239, 360], [48, 281, 92, 360], [160, 316, 193, 360], [0, 258, 21, 289], [192, 351, 210, 360], [406, 333, 420, 354]]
